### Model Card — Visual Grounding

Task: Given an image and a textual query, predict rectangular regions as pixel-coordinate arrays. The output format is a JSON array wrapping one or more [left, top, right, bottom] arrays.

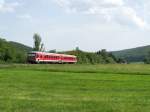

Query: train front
[[27, 52, 37, 63]]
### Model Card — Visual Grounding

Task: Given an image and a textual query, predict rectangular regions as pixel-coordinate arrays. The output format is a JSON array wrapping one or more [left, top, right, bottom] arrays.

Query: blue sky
[[0, 0, 150, 51]]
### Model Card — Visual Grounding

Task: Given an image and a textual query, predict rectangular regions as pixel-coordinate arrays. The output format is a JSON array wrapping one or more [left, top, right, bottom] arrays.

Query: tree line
[[64, 49, 126, 64], [0, 33, 127, 64]]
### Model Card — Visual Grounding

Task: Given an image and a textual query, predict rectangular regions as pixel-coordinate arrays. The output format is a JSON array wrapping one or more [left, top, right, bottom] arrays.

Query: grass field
[[1, 64, 150, 112]]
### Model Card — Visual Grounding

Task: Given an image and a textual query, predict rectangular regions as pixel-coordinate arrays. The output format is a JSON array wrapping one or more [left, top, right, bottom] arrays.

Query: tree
[[144, 51, 150, 64], [101, 49, 108, 57], [40, 43, 45, 52], [116, 58, 127, 64], [76, 47, 80, 51], [33, 33, 44, 51], [49, 49, 56, 53], [4, 49, 13, 62]]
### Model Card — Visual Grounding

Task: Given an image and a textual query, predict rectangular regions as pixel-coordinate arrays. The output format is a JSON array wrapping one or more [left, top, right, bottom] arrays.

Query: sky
[[0, 0, 150, 51]]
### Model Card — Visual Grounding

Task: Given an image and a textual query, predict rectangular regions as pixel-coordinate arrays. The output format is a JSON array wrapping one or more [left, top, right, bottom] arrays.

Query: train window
[[36, 54, 39, 58], [50, 56, 52, 59]]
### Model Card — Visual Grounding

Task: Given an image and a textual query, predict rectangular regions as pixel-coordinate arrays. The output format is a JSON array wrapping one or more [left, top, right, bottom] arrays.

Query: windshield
[[28, 53, 36, 57]]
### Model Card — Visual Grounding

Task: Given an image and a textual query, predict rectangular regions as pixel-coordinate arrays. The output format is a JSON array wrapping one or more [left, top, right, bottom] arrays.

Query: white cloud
[[0, 0, 20, 13], [54, 0, 147, 28], [122, 7, 146, 28]]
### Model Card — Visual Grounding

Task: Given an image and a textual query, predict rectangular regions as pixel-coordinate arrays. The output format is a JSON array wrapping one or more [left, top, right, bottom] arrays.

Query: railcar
[[27, 51, 77, 64]]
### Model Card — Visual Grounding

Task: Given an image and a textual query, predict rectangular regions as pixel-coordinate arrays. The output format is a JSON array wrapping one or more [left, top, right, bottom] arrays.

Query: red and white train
[[27, 51, 77, 64]]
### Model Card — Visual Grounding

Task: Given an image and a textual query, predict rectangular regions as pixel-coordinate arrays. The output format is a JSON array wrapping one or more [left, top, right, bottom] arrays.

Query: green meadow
[[0, 64, 150, 112]]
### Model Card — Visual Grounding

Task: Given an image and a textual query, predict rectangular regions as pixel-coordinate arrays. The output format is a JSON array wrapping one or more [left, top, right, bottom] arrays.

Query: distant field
[[1, 64, 150, 112]]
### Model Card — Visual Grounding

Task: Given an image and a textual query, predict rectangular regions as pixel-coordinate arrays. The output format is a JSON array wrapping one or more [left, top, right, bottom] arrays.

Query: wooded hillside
[[0, 38, 32, 63]]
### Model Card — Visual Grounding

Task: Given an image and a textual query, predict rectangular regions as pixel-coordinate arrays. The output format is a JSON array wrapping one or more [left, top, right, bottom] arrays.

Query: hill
[[112, 45, 150, 62], [0, 38, 32, 63], [0, 37, 118, 64], [9, 41, 32, 52]]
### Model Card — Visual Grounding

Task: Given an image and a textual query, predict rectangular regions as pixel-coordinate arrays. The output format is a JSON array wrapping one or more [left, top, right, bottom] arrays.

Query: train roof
[[28, 51, 77, 57]]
